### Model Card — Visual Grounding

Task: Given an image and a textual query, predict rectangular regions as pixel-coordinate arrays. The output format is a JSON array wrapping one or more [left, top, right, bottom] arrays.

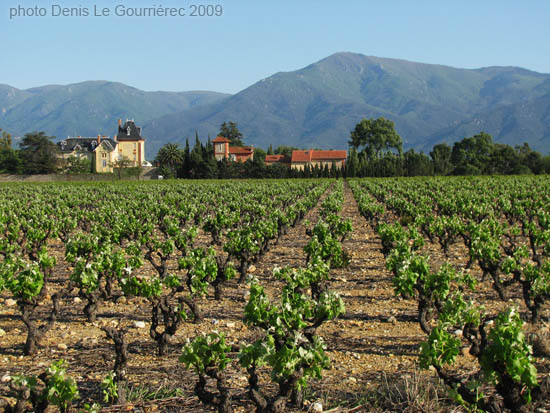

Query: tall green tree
[[254, 147, 266, 161], [0, 148, 21, 174], [19, 132, 59, 174], [349, 117, 403, 160], [376, 153, 402, 177], [0, 129, 12, 149], [188, 137, 208, 178], [181, 138, 191, 178], [274, 146, 298, 158], [110, 156, 134, 180], [155, 143, 185, 171], [0, 128, 21, 174], [515, 143, 543, 174], [243, 157, 265, 179], [219, 121, 244, 146], [451, 132, 494, 175], [217, 157, 234, 179], [403, 149, 433, 176], [345, 148, 359, 177], [488, 144, 524, 175], [205, 137, 213, 158], [155, 143, 185, 178], [201, 152, 218, 179], [0, 130, 21, 174], [430, 143, 452, 175]]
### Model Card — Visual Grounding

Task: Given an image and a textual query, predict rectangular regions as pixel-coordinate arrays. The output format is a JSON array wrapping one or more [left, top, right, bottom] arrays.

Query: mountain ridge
[[0, 81, 230, 155], [2, 52, 550, 157], [143, 52, 550, 155]]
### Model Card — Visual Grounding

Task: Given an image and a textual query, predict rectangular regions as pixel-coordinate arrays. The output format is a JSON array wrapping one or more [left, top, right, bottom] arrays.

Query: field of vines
[[0, 176, 549, 412]]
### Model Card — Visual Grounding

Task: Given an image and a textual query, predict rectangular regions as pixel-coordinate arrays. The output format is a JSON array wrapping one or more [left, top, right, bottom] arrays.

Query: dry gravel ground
[[1, 181, 549, 412]]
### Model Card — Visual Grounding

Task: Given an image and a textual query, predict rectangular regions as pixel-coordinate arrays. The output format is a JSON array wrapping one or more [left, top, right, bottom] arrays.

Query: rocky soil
[[1, 181, 549, 412]]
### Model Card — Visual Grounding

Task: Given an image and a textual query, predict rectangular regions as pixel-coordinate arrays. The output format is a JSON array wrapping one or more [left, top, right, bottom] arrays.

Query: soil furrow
[[315, 181, 423, 403]]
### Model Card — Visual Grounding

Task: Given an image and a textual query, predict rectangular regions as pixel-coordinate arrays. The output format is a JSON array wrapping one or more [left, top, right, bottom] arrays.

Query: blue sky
[[1, 0, 549, 93]]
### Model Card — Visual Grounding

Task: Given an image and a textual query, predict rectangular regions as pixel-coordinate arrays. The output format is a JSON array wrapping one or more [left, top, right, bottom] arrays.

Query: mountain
[[423, 92, 550, 153], [0, 81, 229, 157], [144, 53, 550, 155], [3, 53, 550, 158]]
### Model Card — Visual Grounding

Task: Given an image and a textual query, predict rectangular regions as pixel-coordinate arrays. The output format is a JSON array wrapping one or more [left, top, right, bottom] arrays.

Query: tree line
[[346, 118, 550, 177], [155, 134, 345, 180], [157, 119, 550, 179], [0, 130, 63, 175], [2, 118, 550, 178]]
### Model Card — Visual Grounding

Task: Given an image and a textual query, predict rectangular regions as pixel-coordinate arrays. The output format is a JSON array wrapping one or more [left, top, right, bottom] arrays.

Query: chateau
[[57, 119, 146, 172]]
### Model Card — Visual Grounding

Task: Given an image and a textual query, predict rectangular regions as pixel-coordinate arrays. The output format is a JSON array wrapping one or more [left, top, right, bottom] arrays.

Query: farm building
[[57, 119, 146, 173], [264, 154, 290, 166], [290, 150, 347, 170], [264, 150, 347, 170], [213, 136, 254, 162]]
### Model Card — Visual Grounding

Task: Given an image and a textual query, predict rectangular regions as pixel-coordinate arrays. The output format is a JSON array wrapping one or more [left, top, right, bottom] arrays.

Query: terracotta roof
[[213, 136, 231, 143], [311, 150, 347, 160], [291, 150, 313, 163], [229, 146, 254, 155], [265, 155, 286, 162], [291, 150, 347, 163]]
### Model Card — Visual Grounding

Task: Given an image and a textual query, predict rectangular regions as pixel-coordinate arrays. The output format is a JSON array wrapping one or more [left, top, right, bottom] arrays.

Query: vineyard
[[1, 176, 549, 412]]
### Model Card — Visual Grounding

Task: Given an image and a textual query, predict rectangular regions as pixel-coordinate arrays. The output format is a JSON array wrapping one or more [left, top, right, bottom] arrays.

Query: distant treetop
[[219, 121, 244, 146]]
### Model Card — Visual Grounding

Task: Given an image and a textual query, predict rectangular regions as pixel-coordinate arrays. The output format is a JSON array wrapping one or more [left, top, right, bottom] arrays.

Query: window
[[216, 144, 224, 153], [102, 160, 107, 168], [102, 153, 107, 158]]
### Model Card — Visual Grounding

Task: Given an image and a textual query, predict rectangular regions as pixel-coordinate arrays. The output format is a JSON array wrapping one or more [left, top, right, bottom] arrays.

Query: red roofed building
[[264, 154, 290, 166], [213, 136, 254, 162], [290, 150, 347, 170]]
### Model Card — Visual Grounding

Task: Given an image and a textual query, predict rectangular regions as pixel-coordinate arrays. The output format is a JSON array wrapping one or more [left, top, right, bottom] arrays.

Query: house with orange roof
[[290, 150, 347, 170], [213, 136, 254, 162], [264, 154, 290, 166]]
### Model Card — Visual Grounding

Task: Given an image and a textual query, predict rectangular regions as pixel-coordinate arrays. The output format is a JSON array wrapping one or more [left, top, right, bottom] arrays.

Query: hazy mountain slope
[[0, 81, 229, 147], [144, 52, 550, 155], [4, 52, 550, 158], [423, 92, 550, 153], [0, 85, 32, 115]]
